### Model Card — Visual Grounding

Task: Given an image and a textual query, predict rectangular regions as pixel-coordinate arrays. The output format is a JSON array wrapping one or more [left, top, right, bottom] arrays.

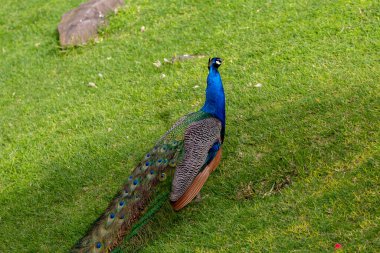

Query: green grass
[[0, 0, 379, 252]]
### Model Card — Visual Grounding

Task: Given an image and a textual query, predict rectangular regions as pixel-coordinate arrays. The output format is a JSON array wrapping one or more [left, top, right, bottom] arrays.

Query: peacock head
[[208, 57, 222, 70]]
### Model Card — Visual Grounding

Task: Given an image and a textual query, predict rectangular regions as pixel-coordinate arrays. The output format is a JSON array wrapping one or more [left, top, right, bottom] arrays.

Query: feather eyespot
[[147, 170, 156, 180], [169, 160, 176, 167], [119, 201, 125, 206], [122, 189, 130, 198], [133, 179, 138, 185], [96, 242, 102, 249], [109, 213, 115, 219], [159, 173, 167, 181]]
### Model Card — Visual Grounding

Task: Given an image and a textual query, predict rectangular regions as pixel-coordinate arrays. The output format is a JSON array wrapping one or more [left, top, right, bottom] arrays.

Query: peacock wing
[[170, 117, 222, 203]]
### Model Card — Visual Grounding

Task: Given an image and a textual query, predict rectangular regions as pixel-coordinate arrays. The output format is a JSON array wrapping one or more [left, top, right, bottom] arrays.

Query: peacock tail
[[71, 111, 215, 253]]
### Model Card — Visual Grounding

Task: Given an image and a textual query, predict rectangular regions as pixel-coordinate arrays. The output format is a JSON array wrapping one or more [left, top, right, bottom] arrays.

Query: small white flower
[[164, 58, 171, 63], [254, 83, 263, 88], [153, 60, 162, 68], [98, 73, 103, 78], [193, 85, 199, 89], [107, 57, 112, 60], [87, 82, 97, 88], [140, 26, 146, 32], [160, 73, 166, 79], [107, 128, 112, 132]]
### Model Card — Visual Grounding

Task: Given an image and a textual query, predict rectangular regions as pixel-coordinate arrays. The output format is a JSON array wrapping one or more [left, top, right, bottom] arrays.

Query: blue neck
[[201, 66, 226, 136]]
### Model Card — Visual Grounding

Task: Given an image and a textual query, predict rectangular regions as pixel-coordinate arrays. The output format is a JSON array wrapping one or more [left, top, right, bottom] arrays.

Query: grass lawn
[[0, 0, 379, 252]]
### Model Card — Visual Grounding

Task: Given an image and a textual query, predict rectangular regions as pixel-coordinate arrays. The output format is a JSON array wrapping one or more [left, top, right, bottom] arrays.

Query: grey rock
[[58, 0, 125, 47]]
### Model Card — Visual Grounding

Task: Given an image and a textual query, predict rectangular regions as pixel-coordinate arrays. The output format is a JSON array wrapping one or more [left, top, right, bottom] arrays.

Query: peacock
[[72, 57, 225, 253]]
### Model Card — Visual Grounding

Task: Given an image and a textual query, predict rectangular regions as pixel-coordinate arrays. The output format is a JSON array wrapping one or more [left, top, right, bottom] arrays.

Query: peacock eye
[[119, 201, 125, 206], [129, 176, 133, 180], [150, 170, 154, 175], [133, 179, 138, 185], [110, 213, 115, 219], [169, 160, 176, 167], [96, 242, 102, 248], [119, 214, 125, 219], [145, 161, 150, 166], [159, 173, 167, 181]]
